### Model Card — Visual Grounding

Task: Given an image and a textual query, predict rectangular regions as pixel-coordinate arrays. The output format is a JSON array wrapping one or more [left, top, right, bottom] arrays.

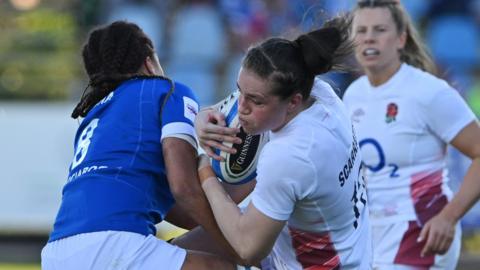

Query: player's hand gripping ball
[[211, 92, 269, 185]]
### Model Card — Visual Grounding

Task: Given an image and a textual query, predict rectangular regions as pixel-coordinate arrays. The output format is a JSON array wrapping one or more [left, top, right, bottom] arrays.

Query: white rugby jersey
[[252, 79, 372, 270], [343, 63, 476, 226]]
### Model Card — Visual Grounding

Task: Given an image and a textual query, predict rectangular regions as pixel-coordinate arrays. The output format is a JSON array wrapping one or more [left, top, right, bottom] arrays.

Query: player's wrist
[[198, 165, 216, 186], [438, 205, 461, 224], [200, 176, 218, 190]]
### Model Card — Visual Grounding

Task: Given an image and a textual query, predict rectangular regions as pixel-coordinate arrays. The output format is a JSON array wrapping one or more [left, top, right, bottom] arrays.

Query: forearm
[[173, 181, 243, 260], [163, 138, 241, 261], [222, 180, 256, 204], [441, 158, 480, 222], [202, 177, 255, 261], [167, 180, 254, 231]]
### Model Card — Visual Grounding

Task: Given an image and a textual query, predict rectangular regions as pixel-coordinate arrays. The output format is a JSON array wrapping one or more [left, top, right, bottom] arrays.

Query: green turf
[[0, 264, 40, 270]]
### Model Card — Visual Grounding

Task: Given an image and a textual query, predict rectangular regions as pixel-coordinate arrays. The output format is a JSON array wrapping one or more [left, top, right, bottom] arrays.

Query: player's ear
[[287, 93, 303, 114], [143, 55, 164, 76], [143, 56, 156, 75], [397, 30, 407, 50]]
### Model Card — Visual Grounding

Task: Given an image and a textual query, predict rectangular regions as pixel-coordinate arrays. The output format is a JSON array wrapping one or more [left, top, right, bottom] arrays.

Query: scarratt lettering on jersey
[[338, 126, 359, 187]]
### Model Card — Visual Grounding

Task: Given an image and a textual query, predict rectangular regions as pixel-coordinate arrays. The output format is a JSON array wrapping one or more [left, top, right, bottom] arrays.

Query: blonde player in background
[[342, 0, 480, 269]]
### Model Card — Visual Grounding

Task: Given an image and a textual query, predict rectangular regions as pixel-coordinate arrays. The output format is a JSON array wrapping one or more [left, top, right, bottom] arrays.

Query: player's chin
[[241, 125, 260, 135]]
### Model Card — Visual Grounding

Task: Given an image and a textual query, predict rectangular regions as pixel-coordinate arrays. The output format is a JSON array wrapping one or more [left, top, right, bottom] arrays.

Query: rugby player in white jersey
[[193, 21, 373, 269], [342, 0, 480, 269]]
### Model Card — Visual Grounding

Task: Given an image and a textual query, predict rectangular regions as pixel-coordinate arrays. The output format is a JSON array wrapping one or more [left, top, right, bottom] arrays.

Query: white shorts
[[372, 221, 461, 270], [41, 231, 187, 270]]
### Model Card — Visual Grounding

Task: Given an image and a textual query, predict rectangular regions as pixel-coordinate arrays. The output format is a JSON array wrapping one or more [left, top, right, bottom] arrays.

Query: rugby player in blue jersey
[[41, 21, 246, 270]]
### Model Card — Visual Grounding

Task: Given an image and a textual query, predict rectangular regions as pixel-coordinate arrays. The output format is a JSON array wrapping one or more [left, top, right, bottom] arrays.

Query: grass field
[[0, 265, 39, 270]]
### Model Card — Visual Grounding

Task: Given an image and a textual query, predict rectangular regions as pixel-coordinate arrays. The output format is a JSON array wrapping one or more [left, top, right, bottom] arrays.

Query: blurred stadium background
[[0, 0, 479, 269]]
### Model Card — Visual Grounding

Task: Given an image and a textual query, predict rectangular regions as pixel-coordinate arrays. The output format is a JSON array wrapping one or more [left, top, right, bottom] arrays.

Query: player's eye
[[356, 27, 366, 34], [251, 99, 262, 105]]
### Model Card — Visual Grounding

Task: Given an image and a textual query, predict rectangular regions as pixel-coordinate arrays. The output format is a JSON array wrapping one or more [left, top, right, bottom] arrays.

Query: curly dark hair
[[72, 21, 155, 118]]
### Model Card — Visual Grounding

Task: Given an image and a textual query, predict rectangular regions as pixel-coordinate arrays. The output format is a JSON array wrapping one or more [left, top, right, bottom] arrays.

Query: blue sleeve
[[160, 82, 199, 140]]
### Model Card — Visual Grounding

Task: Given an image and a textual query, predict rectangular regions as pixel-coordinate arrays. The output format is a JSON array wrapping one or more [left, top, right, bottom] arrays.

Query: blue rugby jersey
[[49, 77, 199, 242]]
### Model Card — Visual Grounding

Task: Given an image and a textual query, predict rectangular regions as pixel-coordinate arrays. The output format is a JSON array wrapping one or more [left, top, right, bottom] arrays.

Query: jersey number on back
[[351, 165, 367, 229], [71, 119, 99, 170]]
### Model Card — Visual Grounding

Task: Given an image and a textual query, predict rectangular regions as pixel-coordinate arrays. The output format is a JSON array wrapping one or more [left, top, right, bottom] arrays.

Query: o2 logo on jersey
[[71, 118, 99, 170], [359, 138, 399, 178]]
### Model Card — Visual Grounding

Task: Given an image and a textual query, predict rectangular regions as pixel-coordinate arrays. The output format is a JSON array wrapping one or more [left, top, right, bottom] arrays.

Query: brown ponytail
[[242, 16, 354, 101]]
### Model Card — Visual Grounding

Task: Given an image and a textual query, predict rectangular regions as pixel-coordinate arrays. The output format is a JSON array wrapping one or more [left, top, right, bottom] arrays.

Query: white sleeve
[[251, 145, 314, 221], [423, 88, 476, 143], [161, 133, 197, 150]]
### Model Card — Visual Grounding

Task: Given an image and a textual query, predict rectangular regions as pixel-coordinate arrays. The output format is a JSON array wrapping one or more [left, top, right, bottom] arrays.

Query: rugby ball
[[211, 91, 269, 185]]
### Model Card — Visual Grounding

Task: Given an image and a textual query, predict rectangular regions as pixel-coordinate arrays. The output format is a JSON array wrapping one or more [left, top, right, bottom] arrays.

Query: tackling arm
[[198, 157, 285, 265], [162, 137, 243, 262]]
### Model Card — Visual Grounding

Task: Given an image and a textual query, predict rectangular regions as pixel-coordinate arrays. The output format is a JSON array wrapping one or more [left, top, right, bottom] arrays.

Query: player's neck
[[366, 61, 402, 87], [273, 97, 314, 133]]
